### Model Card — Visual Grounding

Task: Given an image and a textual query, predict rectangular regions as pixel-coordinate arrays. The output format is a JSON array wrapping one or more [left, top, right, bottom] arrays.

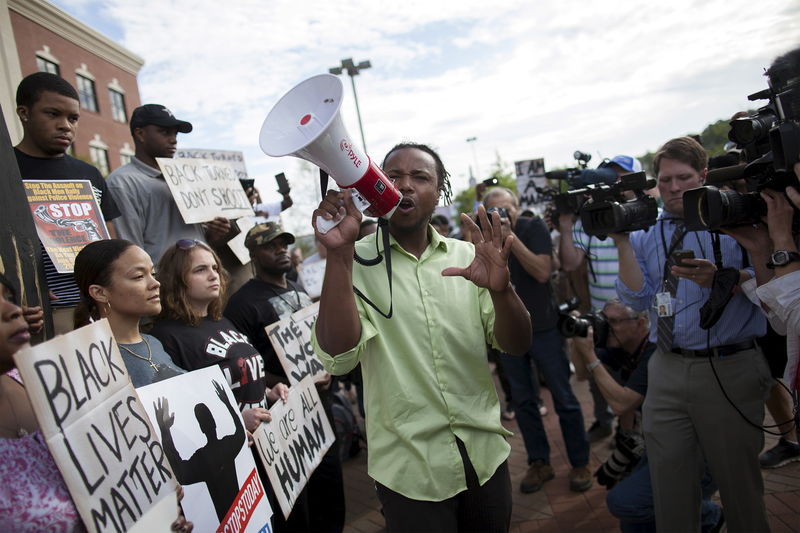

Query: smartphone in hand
[[275, 172, 290, 195], [672, 249, 696, 267]]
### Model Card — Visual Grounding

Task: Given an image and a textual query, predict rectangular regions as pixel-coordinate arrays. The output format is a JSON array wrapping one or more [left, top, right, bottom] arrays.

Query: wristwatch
[[766, 250, 800, 269]]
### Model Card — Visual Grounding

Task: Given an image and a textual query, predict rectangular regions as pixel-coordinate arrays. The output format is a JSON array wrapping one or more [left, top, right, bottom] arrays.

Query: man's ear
[[132, 127, 145, 144], [16, 105, 30, 124], [699, 167, 708, 184]]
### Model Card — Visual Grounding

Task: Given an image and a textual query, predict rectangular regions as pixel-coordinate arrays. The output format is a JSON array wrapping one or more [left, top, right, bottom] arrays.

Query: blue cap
[[608, 155, 642, 173]]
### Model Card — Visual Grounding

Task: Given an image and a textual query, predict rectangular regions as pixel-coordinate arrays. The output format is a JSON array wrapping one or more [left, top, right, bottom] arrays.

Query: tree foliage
[[451, 151, 516, 220]]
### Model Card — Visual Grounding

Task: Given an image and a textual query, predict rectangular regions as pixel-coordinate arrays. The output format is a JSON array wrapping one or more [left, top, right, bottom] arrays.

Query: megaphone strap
[[353, 220, 393, 319]]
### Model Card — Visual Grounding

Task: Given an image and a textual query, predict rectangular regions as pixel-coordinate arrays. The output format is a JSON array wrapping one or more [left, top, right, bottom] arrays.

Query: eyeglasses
[[176, 239, 200, 250]]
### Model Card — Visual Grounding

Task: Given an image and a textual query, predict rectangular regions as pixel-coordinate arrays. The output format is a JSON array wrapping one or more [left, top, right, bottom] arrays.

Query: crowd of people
[[2, 46, 799, 533]]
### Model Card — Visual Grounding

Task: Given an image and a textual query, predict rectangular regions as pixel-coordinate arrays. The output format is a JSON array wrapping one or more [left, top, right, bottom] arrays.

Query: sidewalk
[[340, 375, 800, 532]]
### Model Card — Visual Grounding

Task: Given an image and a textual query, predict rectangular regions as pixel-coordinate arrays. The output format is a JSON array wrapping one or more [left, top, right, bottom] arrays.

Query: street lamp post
[[466, 136, 480, 179], [329, 57, 371, 152]]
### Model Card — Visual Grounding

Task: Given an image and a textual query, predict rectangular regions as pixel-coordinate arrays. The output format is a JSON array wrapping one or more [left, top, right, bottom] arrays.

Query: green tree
[[452, 151, 516, 220]]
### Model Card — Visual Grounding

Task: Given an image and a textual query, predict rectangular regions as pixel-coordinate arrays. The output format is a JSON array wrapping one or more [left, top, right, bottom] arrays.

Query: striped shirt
[[572, 219, 619, 311]]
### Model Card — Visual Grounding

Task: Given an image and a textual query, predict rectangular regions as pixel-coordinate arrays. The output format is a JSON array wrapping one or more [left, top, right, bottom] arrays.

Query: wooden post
[[0, 104, 52, 339]]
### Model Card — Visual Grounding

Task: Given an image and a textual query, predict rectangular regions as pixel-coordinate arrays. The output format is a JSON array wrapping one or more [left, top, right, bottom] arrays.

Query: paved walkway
[[339, 373, 800, 532]]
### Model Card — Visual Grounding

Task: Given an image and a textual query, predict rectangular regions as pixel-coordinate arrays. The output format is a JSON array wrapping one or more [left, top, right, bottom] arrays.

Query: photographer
[[558, 154, 642, 442], [723, 179, 800, 467], [612, 136, 770, 532], [572, 299, 723, 533]]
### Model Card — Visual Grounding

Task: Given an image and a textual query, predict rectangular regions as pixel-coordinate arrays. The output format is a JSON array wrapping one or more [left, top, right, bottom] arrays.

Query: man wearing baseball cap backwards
[[224, 221, 346, 532], [557, 154, 644, 444], [107, 104, 231, 264]]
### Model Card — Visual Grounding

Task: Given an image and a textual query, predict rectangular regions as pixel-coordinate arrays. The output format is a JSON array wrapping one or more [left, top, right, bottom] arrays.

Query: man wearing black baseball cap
[[107, 103, 230, 263]]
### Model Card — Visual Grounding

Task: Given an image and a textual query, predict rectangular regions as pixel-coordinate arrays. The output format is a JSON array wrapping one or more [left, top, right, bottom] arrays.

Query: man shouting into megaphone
[[312, 142, 531, 532]]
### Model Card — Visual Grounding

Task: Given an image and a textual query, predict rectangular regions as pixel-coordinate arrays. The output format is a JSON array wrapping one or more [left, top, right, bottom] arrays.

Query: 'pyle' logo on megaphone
[[259, 74, 400, 233], [339, 140, 363, 169]]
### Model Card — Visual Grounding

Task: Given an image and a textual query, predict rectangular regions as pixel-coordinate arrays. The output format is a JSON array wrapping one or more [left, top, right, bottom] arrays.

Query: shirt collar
[[375, 225, 449, 258]]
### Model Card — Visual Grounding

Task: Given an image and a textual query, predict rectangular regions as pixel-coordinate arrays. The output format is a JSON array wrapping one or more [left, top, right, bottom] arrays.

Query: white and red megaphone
[[259, 74, 401, 233]]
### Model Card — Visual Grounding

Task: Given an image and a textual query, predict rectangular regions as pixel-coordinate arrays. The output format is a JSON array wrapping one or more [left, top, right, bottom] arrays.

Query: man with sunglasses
[[572, 299, 724, 533]]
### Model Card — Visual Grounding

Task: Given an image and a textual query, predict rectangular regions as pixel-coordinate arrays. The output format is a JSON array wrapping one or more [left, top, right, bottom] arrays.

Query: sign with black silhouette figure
[[514, 158, 548, 215], [265, 302, 327, 385], [252, 376, 335, 519], [138, 366, 273, 532], [23, 180, 110, 273], [12, 319, 179, 533]]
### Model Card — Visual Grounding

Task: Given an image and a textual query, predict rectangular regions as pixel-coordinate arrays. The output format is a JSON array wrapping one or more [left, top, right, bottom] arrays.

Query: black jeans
[[375, 439, 511, 533]]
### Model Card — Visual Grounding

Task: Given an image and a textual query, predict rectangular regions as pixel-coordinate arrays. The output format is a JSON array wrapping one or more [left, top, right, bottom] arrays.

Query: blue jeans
[[607, 452, 722, 533], [500, 328, 589, 467]]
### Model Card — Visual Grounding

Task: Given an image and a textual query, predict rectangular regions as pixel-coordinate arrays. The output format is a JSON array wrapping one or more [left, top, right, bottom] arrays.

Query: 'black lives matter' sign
[[13, 319, 178, 533]]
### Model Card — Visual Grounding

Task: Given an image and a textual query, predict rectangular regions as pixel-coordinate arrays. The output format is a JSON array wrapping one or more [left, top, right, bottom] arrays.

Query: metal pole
[[349, 74, 367, 152]]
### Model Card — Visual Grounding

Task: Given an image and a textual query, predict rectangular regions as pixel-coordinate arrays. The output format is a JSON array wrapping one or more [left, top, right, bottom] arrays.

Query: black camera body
[[683, 49, 800, 231], [557, 298, 609, 347], [570, 172, 658, 238]]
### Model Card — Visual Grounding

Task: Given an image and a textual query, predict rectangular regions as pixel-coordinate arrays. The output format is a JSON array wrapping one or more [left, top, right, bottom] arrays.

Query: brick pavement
[[340, 375, 800, 532]]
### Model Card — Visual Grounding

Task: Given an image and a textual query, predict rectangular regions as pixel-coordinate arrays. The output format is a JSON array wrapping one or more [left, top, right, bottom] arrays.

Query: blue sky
[[52, 0, 799, 234]]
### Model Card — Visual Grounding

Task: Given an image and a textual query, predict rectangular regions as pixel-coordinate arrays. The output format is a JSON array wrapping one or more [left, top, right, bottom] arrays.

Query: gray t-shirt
[[118, 334, 184, 388], [107, 157, 206, 263]]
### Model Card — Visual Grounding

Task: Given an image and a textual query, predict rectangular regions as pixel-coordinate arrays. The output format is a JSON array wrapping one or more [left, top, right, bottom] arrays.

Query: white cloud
[[54, 0, 800, 235]]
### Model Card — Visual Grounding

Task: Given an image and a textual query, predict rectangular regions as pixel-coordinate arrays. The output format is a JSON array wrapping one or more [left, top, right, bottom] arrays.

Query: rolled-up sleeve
[[312, 312, 379, 376], [615, 232, 656, 312]]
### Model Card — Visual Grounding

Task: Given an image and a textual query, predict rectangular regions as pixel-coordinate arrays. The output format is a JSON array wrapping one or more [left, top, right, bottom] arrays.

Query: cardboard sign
[[13, 319, 178, 533], [514, 158, 548, 215], [252, 377, 335, 519], [297, 260, 326, 300], [23, 180, 110, 273], [156, 157, 254, 224], [138, 366, 273, 533], [175, 149, 250, 181], [266, 302, 326, 385], [227, 216, 258, 265]]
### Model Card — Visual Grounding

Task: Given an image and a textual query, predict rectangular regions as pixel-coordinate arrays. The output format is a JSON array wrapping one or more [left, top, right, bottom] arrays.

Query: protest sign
[[252, 377, 335, 519], [175, 149, 250, 181], [297, 260, 326, 300], [514, 158, 548, 215], [23, 180, 109, 273], [266, 302, 326, 385], [13, 319, 177, 533], [138, 366, 273, 533], [227, 216, 258, 265], [156, 157, 254, 224]]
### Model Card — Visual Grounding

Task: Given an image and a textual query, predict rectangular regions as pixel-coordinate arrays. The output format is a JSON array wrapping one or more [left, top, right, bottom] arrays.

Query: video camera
[[547, 150, 619, 216], [683, 48, 800, 231], [557, 298, 609, 347], [558, 172, 658, 238]]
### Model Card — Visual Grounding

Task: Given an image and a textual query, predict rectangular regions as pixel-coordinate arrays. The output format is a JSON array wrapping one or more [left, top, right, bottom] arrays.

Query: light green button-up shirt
[[312, 227, 512, 501]]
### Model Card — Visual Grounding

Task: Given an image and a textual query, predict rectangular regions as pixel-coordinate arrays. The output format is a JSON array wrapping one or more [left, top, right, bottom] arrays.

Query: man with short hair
[[14, 72, 120, 335], [313, 142, 531, 531], [107, 104, 230, 264], [612, 136, 769, 531], [572, 299, 723, 532], [483, 187, 592, 494], [559, 154, 643, 442]]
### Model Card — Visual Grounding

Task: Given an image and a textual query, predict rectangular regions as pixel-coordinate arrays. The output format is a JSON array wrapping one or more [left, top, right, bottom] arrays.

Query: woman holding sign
[[0, 271, 193, 531], [73, 239, 185, 387], [151, 239, 289, 426]]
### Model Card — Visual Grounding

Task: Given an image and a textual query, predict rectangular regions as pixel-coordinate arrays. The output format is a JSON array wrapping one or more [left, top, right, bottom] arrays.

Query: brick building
[[0, 0, 143, 174]]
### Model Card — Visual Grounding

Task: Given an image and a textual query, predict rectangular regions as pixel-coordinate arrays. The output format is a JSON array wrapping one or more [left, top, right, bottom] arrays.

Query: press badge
[[656, 292, 673, 317]]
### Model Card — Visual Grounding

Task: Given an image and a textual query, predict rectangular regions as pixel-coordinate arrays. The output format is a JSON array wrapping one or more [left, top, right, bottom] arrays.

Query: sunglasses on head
[[176, 239, 200, 250]]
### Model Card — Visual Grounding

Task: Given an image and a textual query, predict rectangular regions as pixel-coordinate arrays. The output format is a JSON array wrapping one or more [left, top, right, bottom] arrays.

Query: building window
[[89, 146, 110, 176], [120, 153, 132, 166], [109, 89, 127, 122], [76, 75, 98, 112], [36, 56, 59, 75]]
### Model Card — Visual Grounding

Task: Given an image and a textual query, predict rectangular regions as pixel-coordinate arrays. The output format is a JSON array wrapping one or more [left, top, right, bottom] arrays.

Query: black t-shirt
[[224, 278, 312, 380], [150, 316, 269, 410], [14, 148, 121, 307], [598, 341, 655, 398], [510, 215, 558, 330]]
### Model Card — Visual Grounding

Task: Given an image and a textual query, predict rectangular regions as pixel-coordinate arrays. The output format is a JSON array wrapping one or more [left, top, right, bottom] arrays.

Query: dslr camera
[[683, 48, 800, 231], [557, 298, 609, 347]]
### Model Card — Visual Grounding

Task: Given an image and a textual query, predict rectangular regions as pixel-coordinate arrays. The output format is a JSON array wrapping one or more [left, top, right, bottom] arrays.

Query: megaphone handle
[[315, 214, 341, 235]]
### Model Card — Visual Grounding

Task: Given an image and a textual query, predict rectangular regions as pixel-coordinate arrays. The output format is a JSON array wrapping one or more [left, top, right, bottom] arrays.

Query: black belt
[[671, 340, 756, 358]]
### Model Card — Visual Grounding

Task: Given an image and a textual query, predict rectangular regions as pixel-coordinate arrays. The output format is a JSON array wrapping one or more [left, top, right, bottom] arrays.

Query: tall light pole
[[466, 136, 480, 179], [329, 57, 371, 152]]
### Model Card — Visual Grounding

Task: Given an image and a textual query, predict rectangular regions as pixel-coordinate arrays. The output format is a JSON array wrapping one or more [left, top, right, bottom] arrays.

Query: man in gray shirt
[[107, 104, 230, 263]]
